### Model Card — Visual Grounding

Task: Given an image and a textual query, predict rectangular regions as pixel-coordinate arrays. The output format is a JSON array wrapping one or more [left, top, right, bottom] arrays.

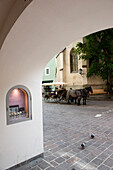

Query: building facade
[[56, 40, 106, 93], [42, 56, 56, 83]]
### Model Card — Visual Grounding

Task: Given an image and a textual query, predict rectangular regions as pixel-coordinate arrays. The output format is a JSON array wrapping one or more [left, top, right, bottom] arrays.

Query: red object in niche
[[9, 88, 25, 108]]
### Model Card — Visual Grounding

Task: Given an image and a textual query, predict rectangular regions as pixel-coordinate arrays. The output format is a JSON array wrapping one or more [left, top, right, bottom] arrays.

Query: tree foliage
[[74, 28, 113, 92]]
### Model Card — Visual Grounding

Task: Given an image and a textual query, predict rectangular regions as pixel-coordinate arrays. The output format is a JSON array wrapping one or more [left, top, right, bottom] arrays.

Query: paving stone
[[97, 145, 107, 152], [103, 141, 113, 146], [76, 152, 87, 159], [44, 151, 52, 157], [92, 148, 103, 156], [67, 150, 77, 157], [38, 160, 50, 169], [104, 148, 113, 155], [84, 162, 98, 170], [55, 162, 70, 170], [81, 156, 91, 164], [58, 144, 67, 149], [54, 157, 65, 164], [92, 139, 105, 146], [110, 154, 113, 159], [49, 146, 61, 153], [62, 154, 70, 160], [97, 153, 109, 161], [85, 145, 97, 152], [44, 155, 56, 162], [98, 164, 110, 170], [67, 165, 82, 170], [77, 159, 88, 167], [50, 160, 58, 167], [17, 165, 31, 170], [46, 144, 58, 150], [66, 156, 80, 165], [74, 161, 86, 169], [80, 148, 90, 155], [52, 152, 61, 157], [104, 158, 113, 167], [86, 153, 96, 161], [45, 167, 56, 170], [91, 158, 103, 166], [62, 147, 71, 152], [31, 166, 41, 170]]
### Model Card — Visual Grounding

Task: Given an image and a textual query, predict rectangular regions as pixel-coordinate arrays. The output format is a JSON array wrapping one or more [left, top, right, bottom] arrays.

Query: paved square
[[14, 100, 113, 170]]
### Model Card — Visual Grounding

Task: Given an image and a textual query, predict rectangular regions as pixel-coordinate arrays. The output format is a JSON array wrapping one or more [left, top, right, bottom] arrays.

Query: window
[[45, 67, 50, 75], [70, 48, 78, 73], [6, 85, 32, 125]]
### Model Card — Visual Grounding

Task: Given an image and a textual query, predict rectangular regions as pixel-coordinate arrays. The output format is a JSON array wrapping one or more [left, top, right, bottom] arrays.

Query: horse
[[80, 86, 93, 105], [66, 86, 93, 105], [57, 89, 67, 101], [66, 89, 81, 105]]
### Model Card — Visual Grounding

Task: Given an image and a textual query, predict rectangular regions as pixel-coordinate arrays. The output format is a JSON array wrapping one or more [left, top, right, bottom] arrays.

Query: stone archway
[[0, 0, 113, 169]]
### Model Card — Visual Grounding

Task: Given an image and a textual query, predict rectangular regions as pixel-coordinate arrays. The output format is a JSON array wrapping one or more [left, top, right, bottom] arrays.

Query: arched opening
[[6, 85, 32, 125], [41, 28, 113, 169]]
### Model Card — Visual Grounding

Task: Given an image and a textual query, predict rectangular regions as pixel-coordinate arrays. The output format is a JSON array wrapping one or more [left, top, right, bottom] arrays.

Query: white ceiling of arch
[[0, 0, 113, 52], [0, 0, 33, 49]]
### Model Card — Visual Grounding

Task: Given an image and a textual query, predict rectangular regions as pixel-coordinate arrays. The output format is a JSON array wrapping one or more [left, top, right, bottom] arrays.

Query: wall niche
[[6, 85, 32, 125]]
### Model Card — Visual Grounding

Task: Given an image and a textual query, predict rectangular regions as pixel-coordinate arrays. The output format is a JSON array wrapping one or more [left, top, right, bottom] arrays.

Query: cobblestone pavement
[[16, 100, 113, 170]]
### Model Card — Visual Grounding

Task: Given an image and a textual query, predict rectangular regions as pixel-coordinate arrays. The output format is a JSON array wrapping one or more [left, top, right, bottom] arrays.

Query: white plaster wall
[[0, 0, 113, 169]]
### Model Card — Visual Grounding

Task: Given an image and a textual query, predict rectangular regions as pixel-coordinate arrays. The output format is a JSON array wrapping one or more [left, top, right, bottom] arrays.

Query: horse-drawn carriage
[[42, 82, 93, 105], [42, 82, 67, 102]]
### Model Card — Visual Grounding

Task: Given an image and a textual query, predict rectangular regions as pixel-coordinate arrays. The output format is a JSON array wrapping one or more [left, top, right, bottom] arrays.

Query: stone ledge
[[7, 153, 44, 170]]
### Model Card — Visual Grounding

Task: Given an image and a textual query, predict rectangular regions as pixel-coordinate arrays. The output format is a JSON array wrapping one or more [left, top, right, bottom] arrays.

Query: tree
[[74, 28, 113, 93]]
